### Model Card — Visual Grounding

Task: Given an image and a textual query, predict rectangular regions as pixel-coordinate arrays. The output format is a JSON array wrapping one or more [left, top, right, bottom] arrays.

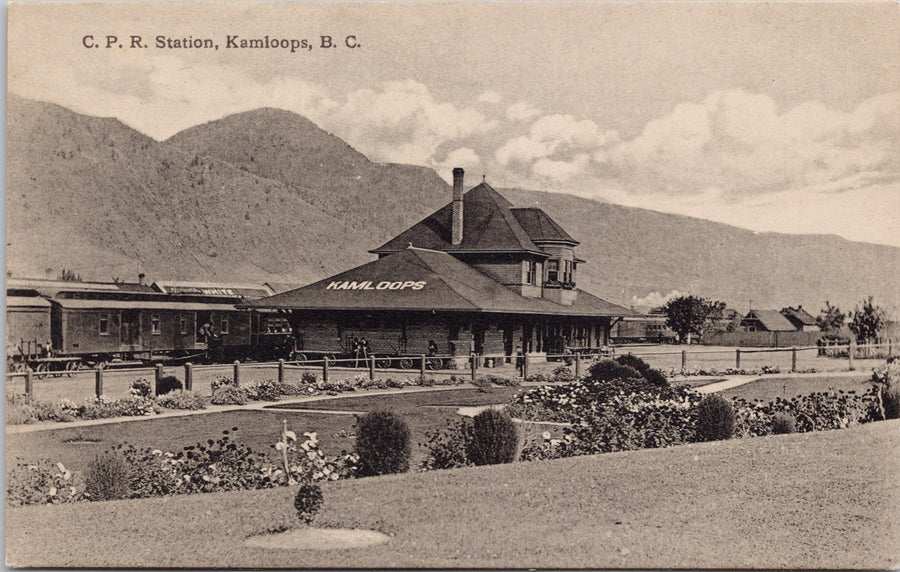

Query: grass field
[[718, 373, 875, 401], [7, 418, 899, 568]]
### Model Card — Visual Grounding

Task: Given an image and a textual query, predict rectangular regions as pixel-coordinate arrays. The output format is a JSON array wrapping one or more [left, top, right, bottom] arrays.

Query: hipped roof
[[370, 183, 562, 256], [243, 247, 631, 318], [743, 309, 797, 331]]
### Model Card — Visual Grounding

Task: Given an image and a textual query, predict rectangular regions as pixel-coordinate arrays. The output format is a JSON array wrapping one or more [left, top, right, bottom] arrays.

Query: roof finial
[[482, 174, 486, 183]]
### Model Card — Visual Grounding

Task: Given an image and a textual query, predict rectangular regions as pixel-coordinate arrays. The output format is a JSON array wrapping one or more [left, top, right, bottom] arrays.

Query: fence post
[[233, 360, 241, 386], [681, 349, 687, 371], [95, 368, 104, 398], [735, 348, 741, 369], [184, 363, 193, 391], [470, 353, 477, 383], [323, 356, 329, 383], [848, 341, 855, 371], [791, 347, 797, 372], [369, 356, 375, 380], [155, 363, 164, 394], [25, 368, 33, 396], [420, 354, 426, 377], [889, 339, 893, 358], [278, 359, 285, 384], [575, 352, 582, 378]]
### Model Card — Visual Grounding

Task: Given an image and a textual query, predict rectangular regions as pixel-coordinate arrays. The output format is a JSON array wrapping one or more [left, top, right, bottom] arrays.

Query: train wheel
[[65, 361, 80, 377], [295, 353, 308, 364], [398, 357, 414, 370], [425, 357, 443, 370], [34, 362, 49, 379], [375, 358, 392, 369]]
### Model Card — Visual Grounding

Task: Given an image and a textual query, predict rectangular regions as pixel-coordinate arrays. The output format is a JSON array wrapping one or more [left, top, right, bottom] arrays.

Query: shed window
[[220, 317, 229, 335], [99, 314, 109, 336], [151, 315, 161, 335]]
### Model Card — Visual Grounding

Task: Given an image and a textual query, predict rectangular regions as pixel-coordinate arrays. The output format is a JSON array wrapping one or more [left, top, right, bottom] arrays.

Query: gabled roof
[[244, 247, 631, 318], [742, 309, 797, 332], [780, 306, 817, 326], [370, 183, 548, 256], [510, 208, 578, 245], [152, 281, 270, 299]]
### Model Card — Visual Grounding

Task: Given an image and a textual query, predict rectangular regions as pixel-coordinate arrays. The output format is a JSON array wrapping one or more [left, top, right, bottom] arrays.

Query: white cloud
[[630, 290, 686, 310], [532, 154, 591, 184], [432, 147, 482, 176], [506, 101, 542, 122]]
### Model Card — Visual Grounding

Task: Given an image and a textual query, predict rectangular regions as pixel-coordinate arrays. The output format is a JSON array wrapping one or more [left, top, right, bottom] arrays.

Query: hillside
[[6, 96, 899, 310]]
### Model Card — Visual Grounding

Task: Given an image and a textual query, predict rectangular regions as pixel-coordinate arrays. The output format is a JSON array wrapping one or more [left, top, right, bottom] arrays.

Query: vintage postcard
[[5, 2, 899, 569]]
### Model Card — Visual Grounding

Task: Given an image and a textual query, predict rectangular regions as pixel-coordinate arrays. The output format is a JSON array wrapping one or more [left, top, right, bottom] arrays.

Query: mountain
[[6, 96, 899, 312]]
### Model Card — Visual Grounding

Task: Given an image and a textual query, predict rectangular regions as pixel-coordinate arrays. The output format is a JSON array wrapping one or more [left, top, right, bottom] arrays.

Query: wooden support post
[[323, 356, 329, 383], [24, 368, 33, 396], [522, 353, 529, 379], [184, 363, 193, 391], [470, 353, 477, 383], [278, 359, 285, 384], [848, 341, 855, 371], [791, 347, 797, 373], [154, 363, 164, 395], [420, 355, 426, 377], [736, 348, 741, 369], [369, 356, 376, 380], [95, 368, 104, 398], [575, 353, 582, 378], [233, 360, 241, 386], [681, 349, 687, 370]]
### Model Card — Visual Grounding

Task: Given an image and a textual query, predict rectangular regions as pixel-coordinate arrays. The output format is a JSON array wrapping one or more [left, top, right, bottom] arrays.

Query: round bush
[[466, 409, 522, 466], [294, 483, 324, 525], [354, 410, 412, 477], [211, 385, 248, 405], [614, 354, 651, 375], [586, 360, 643, 383], [156, 375, 183, 396], [771, 412, 797, 435], [642, 368, 670, 388], [881, 384, 900, 420], [695, 394, 735, 441], [85, 453, 131, 501]]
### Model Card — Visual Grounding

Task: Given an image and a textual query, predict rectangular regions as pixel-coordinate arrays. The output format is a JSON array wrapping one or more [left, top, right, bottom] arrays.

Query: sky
[[7, 2, 900, 247]]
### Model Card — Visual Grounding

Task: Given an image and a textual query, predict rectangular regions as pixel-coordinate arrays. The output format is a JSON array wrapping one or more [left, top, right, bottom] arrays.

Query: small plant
[[420, 419, 472, 470], [130, 379, 152, 398], [85, 453, 131, 501], [300, 371, 318, 385], [6, 459, 82, 506], [695, 394, 736, 441], [155, 375, 183, 396], [771, 412, 797, 435], [466, 409, 522, 466], [354, 410, 412, 477], [210, 376, 236, 392], [294, 483, 324, 525], [157, 390, 207, 410], [211, 385, 248, 405]]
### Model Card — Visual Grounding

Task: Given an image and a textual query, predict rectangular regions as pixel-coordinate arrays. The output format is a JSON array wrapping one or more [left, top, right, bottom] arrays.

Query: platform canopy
[[243, 247, 631, 318]]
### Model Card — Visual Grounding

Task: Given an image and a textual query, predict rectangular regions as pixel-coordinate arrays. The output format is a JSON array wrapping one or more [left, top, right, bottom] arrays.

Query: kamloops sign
[[326, 280, 426, 291]]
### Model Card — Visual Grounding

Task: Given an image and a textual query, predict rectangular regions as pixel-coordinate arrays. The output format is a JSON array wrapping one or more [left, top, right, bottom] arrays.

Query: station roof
[[6, 296, 52, 308], [152, 281, 271, 299], [243, 247, 631, 318], [510, 208, 578, 245], [52, 299, 240, 312], [370, 183, 551, 257]]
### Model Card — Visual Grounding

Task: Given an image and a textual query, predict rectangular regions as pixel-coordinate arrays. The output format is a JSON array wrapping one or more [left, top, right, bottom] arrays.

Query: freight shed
[[244, 168, 632, 364]]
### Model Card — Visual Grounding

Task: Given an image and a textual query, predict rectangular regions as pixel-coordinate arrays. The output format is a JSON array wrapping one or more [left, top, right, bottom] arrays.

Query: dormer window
[[547, 259, 559, 282], [525, 260, 537, 285], [562, 260, 572, 284]]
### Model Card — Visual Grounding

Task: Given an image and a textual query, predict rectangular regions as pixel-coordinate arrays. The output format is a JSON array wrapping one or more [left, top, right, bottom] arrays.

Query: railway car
[[610, 313, 676, 344]]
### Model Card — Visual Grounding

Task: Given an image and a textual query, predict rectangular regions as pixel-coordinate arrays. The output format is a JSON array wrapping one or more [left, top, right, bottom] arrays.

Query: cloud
[[432, 147, 482, 176], [506, 101, 542, 122], [630, 290, 686, 309], [478, 91, 503, 104]]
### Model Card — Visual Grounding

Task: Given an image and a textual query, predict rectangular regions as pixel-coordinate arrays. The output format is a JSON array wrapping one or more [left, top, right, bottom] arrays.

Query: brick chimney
[[451, 168, 464, 246]]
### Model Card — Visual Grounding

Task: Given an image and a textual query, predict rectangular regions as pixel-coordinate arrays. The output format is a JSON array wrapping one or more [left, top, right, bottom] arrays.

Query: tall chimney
[[451, 168, 464, 245]]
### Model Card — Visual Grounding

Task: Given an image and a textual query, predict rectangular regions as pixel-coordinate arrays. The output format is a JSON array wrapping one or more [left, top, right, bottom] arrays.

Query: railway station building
[[245, 168, 632, 363]]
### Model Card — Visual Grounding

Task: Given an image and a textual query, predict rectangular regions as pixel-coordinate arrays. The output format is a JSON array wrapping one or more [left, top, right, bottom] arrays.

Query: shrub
[[85, 453, 131, 501], [695, 394, 735, 441], [294, 483, 324, 525], [482, 374, 520, 387], [80, 396, 160, 419], [354, 410, 412, 477], [210, 376, 235, 392], [420, 419, 472, 470], [157, 390, 207, 410], [300, 371, 318, 385], [881, 384, 900, 420], [6, 459, 83, 506], [130, 379, 152, 398], [551, 364, 577, 383], [242, 379, 283, 401], [614, 353, 651, 375], [155, 375, 183, 396], [872, 361, 900, 420], [211, 384, 248, 405], [586, 359, 643, 383], [466, 409, 522, 466], [771, 412, 796, 435], [642, 368, 670, 388]]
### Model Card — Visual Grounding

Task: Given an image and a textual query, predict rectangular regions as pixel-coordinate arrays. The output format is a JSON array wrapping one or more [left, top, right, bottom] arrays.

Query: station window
[[525, 260, 537, 285], [151, 315, 161, 335], [220, 317, 229, 335], [562, 260, 572, 283], [180, 315, 188, 335], [547, 259, 559, 282], [99, 314, 109, 336]]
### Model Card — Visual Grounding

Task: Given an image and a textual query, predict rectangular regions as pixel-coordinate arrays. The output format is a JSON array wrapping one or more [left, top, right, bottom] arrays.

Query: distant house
[[780, 306, 820, 332], [740, 310, 797, 333]]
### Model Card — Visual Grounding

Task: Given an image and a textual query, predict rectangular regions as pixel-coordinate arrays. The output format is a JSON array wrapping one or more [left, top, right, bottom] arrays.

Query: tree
[[57, 268, 82, 282], [848, 296, 886, 343], [662, 295, 726, 344], [816, 301, 846, 336]]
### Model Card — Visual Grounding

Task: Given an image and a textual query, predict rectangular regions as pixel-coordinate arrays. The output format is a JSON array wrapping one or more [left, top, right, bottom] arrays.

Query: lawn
[[5, 386, 524, 472], [7, 418, 899, 569], [719, 373, 875, 401]]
